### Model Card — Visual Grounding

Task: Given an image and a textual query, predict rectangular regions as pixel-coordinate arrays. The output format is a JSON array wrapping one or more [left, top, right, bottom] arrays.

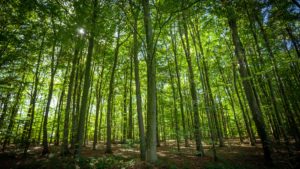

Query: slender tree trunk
[[54, 63, 69, 146], [112, 92, 116, 143], [42, 32, 59, 155], [233, 67, 255, 145], [0, 93, 10, 130], [98, 90, 105, 142], [142, 0, 157, 162], [170, 27, 189, 147], [217, 94, 229, 139], [61, 37, 81, 155], [93, 64, 105, 150], [74, 0, 97, 158], [122, 69, 128, 143], [2, 74, 25, 151], [54, 89, 64, 146], [38, 105, 46, 145], [106, 29, 121, 154], [22, 31, 46, 155], [161, 104, 166, 145], [50, 101, 59, 144], [254, 11, 300, 144], [168, 61, 180, 151], [204, 92, 218, 161], [85, 66, 95, 146], [225, 34, 257, 144], [156, 95, 160, 147], [84, 75, 94, 147], [71, 62, 83, 149], [130, 1, 146, 160], [128, 57, 133, 140], [203, 58, 225, 147], [222, 1, 272, 162], [190, 18, 224, 147], [179, 14, 204, 155]]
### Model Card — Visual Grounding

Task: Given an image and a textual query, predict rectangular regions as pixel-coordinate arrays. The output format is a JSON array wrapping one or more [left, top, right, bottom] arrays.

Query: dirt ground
[[0, 140, 299, 169]]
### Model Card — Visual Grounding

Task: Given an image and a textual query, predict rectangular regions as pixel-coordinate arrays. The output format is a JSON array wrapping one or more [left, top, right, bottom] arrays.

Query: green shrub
[[95, 155, 135, 169]]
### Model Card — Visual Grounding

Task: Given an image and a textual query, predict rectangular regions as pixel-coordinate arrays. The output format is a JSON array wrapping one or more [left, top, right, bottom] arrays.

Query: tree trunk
[[106, 29, 121, 154], [84, 74, 94, 147], [22, 31, 46, 155], [122, 68, 128, 143], [223, 0, 272, 162], [93, 64, 105, 150], [142, 0, 157, 162], [61, 36, 82, 155], [254, 11, 300, 144], [168, 60, 180, 151], [0, 93, 10, 130], [179, 14, 204, 155], [130, 0, 146, 160], [50, 100, 59, 144], [42, 31, 59, 155], [71, 60, 83, 149], [170, 27, 189, 147], [54, 63, 69, 146], [233, 67, 255, 145], [2, 74, 25, 151], [74, 0, 97, 158], [128, 57, 133, 140]]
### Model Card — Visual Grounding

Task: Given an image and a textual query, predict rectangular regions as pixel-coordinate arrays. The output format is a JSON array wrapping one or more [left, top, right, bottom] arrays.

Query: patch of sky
[[284, 39, 293, 50], [261, 4, 271, 25], [289, 1, 300, 14]]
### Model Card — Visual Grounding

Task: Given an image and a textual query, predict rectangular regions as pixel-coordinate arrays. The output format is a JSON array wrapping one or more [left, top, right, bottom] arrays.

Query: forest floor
[[0, 139, 299, 169]]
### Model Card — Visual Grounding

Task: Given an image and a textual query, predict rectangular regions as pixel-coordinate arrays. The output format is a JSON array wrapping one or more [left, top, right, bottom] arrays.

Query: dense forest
[[0, 0, 299, 168]]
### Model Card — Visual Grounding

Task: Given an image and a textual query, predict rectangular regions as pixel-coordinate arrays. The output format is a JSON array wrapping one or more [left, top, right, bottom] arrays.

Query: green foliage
[[121, 139, 136, 149], [94, 156, 135, 169], [27, 155, 137, 169], [0, 0, 299, 167]]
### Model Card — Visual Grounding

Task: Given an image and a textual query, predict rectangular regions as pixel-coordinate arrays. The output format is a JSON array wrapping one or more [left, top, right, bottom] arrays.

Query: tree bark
[[106, 28, 121, 154], [93, 63, 105, 150], [61, 36, 82, 155], [42, 29, 59, 155], [179, 14, 204, 155], [54, 63, 69, 146], [254, 11, 300, 144], [74, 0, 97, 158], [222, 0, 272, 163], [22, 30, 46, 155], [130, 0, 146, 160], [0, 93, 10, 130], [142, 0, 157, 162], [168, 60, 180, 151], [170, 27, 189, 147], [128, 57, 133, 140], [122, 68, 128, 143], [2, 74, 25, 151]]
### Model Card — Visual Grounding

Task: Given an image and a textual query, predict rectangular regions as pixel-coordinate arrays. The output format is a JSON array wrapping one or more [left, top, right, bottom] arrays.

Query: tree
[[142, 0, 158, 162], [105, 28, 120, 153], [42, 17, 59, 155], [74, 0, 97, 158], [222, 0, 272, 163], [22, 30, 46, 155], [179, 8, 204, 155]]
